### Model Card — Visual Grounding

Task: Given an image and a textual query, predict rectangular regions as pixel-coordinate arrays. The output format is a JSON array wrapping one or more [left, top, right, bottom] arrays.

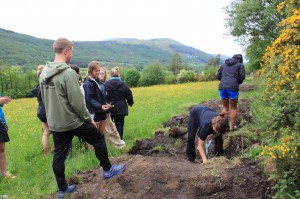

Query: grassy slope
[[0, 29, 214, 68], [0, 80, 261, 198]]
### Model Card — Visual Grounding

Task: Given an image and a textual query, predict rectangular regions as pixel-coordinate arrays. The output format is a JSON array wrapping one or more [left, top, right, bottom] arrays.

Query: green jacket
[[40, 62, 92, 132]]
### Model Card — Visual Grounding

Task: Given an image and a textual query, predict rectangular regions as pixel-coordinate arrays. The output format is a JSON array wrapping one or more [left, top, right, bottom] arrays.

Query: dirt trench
[[43, 84, 273, 199]]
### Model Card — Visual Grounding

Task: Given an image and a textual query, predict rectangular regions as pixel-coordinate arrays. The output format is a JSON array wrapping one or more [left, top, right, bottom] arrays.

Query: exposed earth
[[44, 84, 273, 199]]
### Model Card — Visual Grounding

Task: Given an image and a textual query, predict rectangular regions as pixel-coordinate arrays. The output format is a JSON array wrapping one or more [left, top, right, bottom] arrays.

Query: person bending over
[[186, 105, 228, 163]]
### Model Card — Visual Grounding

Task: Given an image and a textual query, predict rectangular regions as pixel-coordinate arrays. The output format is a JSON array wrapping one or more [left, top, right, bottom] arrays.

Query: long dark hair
[[233, 54, 243, 64]]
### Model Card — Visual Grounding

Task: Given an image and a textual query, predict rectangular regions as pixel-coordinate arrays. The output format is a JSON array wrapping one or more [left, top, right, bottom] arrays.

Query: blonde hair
[[53, 38, 73, 53], [110, 67, 120, 77], [99, 67, 107, 81], [211, 113, 228, 134], [87, 61, 101, 77], [36, 65, 44, 78]]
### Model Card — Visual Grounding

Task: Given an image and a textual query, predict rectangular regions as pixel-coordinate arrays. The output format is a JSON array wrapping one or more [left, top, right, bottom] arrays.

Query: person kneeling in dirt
[[186, 105, 228, 163]]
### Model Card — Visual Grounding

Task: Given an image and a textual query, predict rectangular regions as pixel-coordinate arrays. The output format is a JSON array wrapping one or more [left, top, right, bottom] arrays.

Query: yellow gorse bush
[[261, 133, 299, 159], [258, 1, 300, 98]]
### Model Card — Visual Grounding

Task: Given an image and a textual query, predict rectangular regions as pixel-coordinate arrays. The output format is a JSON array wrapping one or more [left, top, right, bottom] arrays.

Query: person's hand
[[0, 96, 12, 105], [91, 120, 97, 128], [101, 104, 111, 111]]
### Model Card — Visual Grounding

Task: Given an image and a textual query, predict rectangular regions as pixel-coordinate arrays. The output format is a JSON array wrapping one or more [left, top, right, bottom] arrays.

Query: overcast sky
[[0, 0, 242, 56]]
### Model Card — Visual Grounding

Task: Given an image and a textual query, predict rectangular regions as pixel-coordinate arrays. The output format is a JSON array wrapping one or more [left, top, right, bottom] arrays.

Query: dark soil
[[43, 84, 273, 199]]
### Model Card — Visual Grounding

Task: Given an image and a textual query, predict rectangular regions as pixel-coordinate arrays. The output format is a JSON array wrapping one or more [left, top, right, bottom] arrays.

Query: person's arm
[[197, 138, 207, 163], [66, 72, 92, 122], [239, 64, 246, 84], [217, 65, 222, 80], [124, 84, 134, 106], [211, 132, 221, 140], [84, 83, 103, 111], [0, 96, 12, 106]]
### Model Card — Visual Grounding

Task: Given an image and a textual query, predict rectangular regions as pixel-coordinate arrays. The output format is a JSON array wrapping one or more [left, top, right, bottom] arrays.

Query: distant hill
[[0, 28, 217, 68]]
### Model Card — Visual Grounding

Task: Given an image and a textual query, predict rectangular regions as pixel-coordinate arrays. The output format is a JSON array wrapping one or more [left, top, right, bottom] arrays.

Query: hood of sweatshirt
[[105, 79, 124, 91], [40, 62, 70, 84], [225, 58, 239, 66]]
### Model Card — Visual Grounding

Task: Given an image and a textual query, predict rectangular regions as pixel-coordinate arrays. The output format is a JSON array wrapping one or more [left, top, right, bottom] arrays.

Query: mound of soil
[[44, 96, 273, 199], [68, 155, 271, 199], [239, 84, 258, 92]]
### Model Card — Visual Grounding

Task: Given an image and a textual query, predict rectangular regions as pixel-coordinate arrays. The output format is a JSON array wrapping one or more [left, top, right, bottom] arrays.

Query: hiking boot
[[57, 184, 77, 199], [103, 164, 126, 179]]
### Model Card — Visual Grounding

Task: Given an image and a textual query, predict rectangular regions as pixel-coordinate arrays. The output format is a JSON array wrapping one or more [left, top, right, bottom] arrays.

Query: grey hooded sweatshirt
[[39, 62, 92, 132]]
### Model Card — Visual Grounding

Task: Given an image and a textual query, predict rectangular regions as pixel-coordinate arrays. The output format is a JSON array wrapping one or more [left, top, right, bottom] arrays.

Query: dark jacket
[[217, 58, 245, 91], [32, 84, 47, 123], [105, 78, 134, 116], [83, 78, 108, 114], [186, 106, 218, 161]]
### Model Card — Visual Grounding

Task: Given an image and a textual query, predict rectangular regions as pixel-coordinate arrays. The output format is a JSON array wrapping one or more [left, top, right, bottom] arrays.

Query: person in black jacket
[[105, 67, 134, 139], [186, 106, 228, 163], [217, 54, 245, 131], [32, 65, 54, 156], [83, 61, 111, 130]]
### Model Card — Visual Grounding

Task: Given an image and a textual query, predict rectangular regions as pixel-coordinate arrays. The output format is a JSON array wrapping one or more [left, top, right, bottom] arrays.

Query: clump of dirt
[[128, 98, 252, 160], [239, 84, 258, 91], [68, 155, 272, 199], [44, 96, 273, 199]]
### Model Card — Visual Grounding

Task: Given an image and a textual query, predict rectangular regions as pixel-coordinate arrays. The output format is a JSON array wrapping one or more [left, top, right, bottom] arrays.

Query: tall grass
[[0, 81, 220, 198]]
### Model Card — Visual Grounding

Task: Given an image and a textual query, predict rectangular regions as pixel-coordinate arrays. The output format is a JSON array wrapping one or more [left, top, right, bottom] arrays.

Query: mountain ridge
[[0, 28, 220, 68]]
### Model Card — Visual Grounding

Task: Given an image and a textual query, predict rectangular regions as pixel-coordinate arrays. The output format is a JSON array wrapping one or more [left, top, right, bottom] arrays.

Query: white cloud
[[0, 0, 243, 56]]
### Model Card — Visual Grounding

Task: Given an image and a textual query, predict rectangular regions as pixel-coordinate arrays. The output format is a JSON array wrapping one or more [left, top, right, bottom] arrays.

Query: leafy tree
[[177, 69, 194, 83], [199, 67, 218, 82], [256, 1, 300, 198], [225, 0, 284, 71], [138, 62, 165, 86], [203, 55, 221, 70], [164, 71, 177, 84], [0, 66, 36, 98], [125, 68, 141, 87], [168, 54, 183, 75]]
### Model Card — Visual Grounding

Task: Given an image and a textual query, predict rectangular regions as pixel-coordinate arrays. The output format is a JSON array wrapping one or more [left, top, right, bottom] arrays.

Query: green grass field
[[0, 80, 256, 198]]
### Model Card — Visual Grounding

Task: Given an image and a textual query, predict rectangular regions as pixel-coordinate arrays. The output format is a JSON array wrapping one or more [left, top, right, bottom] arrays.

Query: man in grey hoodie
[[40, 38, 126, 199]]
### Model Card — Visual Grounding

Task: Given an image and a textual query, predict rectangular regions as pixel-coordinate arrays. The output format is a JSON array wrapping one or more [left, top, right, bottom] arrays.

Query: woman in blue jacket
[[217, 54, 245, 131], [83, 61, 111, 131]]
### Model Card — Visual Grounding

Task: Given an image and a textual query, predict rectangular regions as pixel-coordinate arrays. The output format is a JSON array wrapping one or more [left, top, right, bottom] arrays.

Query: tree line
[[0, 54, 222, 98]]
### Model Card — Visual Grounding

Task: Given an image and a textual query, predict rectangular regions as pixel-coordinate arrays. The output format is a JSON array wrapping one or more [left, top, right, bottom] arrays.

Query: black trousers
[[111, 115, 125, 139], [52, 121, 111, 191]]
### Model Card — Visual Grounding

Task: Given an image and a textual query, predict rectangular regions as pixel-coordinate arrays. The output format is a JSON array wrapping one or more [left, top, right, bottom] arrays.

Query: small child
[[0, 95, 15, 178]]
